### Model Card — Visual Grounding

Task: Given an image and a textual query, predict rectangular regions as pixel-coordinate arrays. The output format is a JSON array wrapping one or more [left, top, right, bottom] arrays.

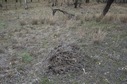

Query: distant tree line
[[0, 0, 127, 4], [0, 0, 127, 9], [97, 0, 127, 3], [0, 0, 40, 3], [0, 0, 40, 9]]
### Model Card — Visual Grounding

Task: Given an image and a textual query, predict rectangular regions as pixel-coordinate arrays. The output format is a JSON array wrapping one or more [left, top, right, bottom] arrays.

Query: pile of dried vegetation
[[44, 43, 96, 75]]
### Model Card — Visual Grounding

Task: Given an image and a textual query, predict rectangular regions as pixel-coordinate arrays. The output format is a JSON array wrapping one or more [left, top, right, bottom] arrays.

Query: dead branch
[[52, 8, 75, 18]]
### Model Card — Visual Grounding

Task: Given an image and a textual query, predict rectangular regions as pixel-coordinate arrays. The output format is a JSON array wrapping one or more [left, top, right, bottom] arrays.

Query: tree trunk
[[96, 0, 100, 3], [52, 0, 58, 6], [0, 4, 2, 8], [86, 0, 89, 3], [74, 0, 78, 8], [19, 0, 21, 6], [24, 0, 28, 9], [5, 0, 7, 9], [103, 0, 114, 16]]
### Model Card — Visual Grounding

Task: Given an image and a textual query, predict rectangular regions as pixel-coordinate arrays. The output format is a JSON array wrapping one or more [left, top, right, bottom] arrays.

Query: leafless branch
[[52, 8, 75, 18]]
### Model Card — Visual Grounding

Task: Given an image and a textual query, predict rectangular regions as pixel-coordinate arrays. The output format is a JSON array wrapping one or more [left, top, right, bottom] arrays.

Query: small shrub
[[31, 19, 38, 25], [85, 15, 93, 21], [75, 15, 82, 20], [73, 82, 79, 84], [92, 29, 107, 44], [40, 78, 53, 84], [45, 18, 56, 25], [20, 20, 26, 26], [21, 52, 33, 63], [40, 18, 45, 24], [119, 14, 127, 23], [40, 18, 55, 25]]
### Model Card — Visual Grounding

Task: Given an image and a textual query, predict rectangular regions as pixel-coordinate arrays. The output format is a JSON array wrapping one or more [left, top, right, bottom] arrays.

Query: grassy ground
[[0, 2, 127, 84]]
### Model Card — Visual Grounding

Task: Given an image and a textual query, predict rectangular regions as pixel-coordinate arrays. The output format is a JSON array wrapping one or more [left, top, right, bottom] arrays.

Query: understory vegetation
[[0, 1, 127, 84]]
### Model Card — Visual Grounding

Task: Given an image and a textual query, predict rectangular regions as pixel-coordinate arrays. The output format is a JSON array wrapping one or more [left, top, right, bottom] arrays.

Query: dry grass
[[31, 19, 38, 25], [20, 17, 56, 26], [1, 3, 127, 84], [40, 17, 56, 25], [92, 29, 107, 44], [75, 15, 87, 24], [118, 14, 127, 23], [44, 17, 56, 25], [85, 15, 94, 21], [47, 0, 74, 6], [95, 13, 127, 23], [77, 28, 86, 39], [20, 20, 26, 26], [66, 19, 76, 28], [40, 18, 45, 24], [75, 15, 82, 21], [102, 14, 115, 23]]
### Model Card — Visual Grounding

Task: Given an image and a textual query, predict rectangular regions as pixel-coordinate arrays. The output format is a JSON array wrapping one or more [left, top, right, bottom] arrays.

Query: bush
[[21, 52, 33, 63]]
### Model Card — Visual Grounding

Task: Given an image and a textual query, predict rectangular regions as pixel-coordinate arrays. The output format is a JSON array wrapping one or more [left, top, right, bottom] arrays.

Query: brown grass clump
[[96, 13, 127, 23], [84, 14, 97, 21], [75, 15, 82, 20], [102, 14, 115, 22], [20, 20, 26, 26], [75, 15, 85, 21], [92, 29, 107, 44], [40, 18, 45, 24], [85, 15, 93, 21], [66, 19, 76, 28], [119, 14, 127, 23], [40, 18, 56, 25], [45, 18, 56, 25], [31, 19, 38, 25], [95, 14, 102, 22]]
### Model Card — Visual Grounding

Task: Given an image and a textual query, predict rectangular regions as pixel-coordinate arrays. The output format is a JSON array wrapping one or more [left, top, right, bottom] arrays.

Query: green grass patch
[[21, 52, 33, 63], [0, 21, 5, 29], [40, 77, 53, 84], [84, 21, 117, 30]]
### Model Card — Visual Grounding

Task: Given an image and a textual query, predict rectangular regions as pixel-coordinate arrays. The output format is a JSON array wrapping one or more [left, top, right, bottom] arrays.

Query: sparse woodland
[[0, 0, 127, 84]]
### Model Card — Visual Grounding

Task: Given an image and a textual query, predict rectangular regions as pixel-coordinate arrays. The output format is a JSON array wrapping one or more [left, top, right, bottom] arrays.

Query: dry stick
[[52, 8, 75, 18]]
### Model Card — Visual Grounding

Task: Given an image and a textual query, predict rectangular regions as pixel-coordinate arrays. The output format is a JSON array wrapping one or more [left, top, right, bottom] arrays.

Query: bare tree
[[24, 0, 28, 9], [98, 0, 114, 21], [103, 0, 114, 16], [0, 4, 2, 8], [86, 0, 89, 3], [51, 0, 58, 6], [96, 0, 100, 3], [74, 0, 78, 8], [74, 0, 82, 8]]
